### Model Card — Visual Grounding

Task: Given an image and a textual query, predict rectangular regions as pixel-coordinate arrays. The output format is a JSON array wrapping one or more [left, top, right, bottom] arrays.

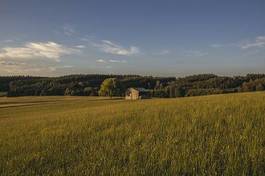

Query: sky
[[0, 0, 264, 77]]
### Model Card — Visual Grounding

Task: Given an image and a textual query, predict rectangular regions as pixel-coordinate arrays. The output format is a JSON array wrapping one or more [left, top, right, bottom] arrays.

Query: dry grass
[[0, 92, 265, 175]]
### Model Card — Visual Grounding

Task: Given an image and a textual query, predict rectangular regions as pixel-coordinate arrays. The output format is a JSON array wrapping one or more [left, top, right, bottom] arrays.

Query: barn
[[125, 88, 151, 100]]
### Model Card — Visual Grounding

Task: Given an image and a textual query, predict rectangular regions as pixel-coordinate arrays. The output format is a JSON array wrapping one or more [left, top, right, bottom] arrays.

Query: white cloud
[[96, 59, 107, 63], [0, 60, 26, 66], [0, 60, 75, 75], [109, 59, 127, 63], [0, 41, 79, 62], [94, 40, 140, 56], [241, 42, 265, 49], [96, 59, 127, 64], [75, 45, 86, 49], [47, 65, 74, 72], [256, 36, 265, 41], [209, 35, 265, 50], [184, 50, 208, 57], [240, 36, 265, 49], [0, 62, 49, 75]]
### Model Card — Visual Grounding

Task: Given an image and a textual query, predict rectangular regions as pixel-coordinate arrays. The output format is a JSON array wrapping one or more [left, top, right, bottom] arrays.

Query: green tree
[[64, 88, 71, 96], [256, 83, 264, 91], [84, 87, 93, 96], [175, 86, 185, 97], [98, 78, 117, 97]]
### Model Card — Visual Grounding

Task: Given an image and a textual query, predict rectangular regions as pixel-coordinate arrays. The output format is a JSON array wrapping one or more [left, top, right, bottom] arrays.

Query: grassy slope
[[0, 92, 265, 175]]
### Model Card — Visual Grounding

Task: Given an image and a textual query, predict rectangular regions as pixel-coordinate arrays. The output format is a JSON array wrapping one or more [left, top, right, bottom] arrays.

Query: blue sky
[[0, 0, 264, 76]]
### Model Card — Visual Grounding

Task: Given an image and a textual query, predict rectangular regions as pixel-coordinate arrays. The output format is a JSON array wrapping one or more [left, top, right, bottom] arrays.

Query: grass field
[[0, 92, 265, 175], [0, 92, 7, 97]]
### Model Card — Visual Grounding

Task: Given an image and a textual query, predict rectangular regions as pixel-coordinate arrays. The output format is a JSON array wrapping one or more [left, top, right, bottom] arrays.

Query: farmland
[[0, 92, 265, 175]]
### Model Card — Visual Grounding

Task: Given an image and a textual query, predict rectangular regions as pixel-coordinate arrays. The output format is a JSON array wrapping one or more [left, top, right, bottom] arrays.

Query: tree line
[[1, 74, 264, 97]]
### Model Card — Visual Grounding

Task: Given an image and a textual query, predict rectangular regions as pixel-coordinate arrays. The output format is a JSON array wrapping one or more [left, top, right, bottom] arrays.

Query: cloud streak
[[0, 61, 54, 75], [75, 45, 86, 49], [210, 35, 265, 50], [109, 59, 127, 63], [96, 59, 107, 63], [96, 59, 127, 63], [0, 41, 79, 62], [240, 36, 265, 49], [94, 40, 139, 56]]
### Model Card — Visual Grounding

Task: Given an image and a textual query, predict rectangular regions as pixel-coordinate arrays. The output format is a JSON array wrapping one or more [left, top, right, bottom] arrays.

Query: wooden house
[[125, 88, 151, 100]]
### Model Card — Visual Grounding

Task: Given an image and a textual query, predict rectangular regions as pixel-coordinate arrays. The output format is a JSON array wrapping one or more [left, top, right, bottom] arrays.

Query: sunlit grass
[[0, 92, 265, 175]]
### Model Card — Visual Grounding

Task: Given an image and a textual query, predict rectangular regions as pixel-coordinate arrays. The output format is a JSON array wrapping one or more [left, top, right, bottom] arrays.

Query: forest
[[1, 73, 265, 97]]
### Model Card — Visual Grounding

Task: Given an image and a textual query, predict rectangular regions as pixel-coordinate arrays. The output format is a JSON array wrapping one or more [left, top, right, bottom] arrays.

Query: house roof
[[130, 87, 150, 92]]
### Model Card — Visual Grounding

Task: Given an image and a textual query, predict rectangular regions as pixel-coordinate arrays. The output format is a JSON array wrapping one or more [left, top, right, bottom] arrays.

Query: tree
[[175, 86, 185, 97], [64, 88, 71, 96], [98, 78, 117, 97], [256, 83, 264, 91], [84, 87, 93, 96], [8, 81, 17, 97]]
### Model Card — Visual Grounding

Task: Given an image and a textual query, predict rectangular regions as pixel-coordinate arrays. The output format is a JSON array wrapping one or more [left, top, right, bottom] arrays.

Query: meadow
[[0, 92, 265, 175]]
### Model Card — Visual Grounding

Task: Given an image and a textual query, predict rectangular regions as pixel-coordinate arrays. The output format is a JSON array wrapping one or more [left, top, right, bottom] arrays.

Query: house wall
[[125, 88, 151, 100], [125, 89, 140, 100]]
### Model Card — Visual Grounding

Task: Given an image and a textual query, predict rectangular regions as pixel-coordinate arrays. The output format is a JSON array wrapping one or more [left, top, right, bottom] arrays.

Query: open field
[[0, 92, 265, 175], [0, 92, 7, 97]]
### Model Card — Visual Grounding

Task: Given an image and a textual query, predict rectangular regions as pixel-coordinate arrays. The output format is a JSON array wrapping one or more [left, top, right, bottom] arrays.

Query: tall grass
[[0, 92, 265, 175]]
